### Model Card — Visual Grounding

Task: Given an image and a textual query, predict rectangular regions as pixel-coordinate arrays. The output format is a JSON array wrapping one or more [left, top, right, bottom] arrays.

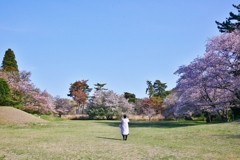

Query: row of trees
[[67, 80, 170, 119], [162, 4, 240, 122], [0, 49, 170, 119]]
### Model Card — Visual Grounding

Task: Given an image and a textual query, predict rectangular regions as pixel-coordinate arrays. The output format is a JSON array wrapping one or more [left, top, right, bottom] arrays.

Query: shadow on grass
[[212, 134, 240, 139], [96, 136, 122, 141], [229, 135, 240, 139], [96, 120, 209, 129]]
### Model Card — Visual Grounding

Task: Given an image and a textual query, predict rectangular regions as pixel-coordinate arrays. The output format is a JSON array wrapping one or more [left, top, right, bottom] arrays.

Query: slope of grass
[[0, 118, 240, 160], [0, 107, 47, 125]]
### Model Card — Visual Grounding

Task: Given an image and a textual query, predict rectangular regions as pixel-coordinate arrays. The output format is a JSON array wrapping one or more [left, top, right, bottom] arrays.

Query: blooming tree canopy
[[88, 90, 134, 119], [54, 96, 73, 117], [0, 70, 55, 114], [173, 30, 240, 122]]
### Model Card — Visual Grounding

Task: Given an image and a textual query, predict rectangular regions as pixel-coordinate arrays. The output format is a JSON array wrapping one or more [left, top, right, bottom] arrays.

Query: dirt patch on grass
[[0, 107, 47, 125]]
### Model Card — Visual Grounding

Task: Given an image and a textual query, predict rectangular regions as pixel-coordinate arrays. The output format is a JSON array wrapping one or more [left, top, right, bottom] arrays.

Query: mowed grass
[[0, 109, 240, 159]]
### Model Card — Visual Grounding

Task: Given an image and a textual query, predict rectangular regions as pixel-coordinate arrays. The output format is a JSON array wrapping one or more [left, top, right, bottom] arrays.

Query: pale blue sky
[[0, 0, 239, 99]]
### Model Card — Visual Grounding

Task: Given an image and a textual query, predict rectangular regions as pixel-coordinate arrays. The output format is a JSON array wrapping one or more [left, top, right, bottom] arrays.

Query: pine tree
[[1, 49, 19, 72], [124, 92, 136, 103], [215, 4, 240, 33], [94, 83, 107, 91]]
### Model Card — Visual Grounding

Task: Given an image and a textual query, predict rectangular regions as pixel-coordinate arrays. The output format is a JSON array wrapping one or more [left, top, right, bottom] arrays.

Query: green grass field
[[0, 108, 240, 160]]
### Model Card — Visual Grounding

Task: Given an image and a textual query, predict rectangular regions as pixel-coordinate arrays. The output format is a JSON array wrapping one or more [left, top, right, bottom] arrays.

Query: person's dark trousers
[[122, 135, 128, 140]]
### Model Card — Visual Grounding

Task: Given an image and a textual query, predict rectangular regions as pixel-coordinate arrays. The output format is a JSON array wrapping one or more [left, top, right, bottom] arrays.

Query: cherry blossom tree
[[174, 30, 240, 122], [163, 90, 204, 120], [87, 90, 134, 119], [54, 96, 73, 117], [33, 90, 55, 114], [162, 91, 179, 119], [6, 70, 34, 105], [0, 70, 55, 114]]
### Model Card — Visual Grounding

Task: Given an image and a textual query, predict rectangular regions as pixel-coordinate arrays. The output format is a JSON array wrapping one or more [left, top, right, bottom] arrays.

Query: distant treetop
[[1, 49, 19, 72], [215, 4, 240, 33]]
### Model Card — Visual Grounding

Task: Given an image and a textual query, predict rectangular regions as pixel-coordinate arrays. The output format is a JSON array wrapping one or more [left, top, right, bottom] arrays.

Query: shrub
[[87, 105, 120, 120]]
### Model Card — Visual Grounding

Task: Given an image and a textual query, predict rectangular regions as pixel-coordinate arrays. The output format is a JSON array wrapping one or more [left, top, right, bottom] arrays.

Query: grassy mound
[[0, 107, 47, 125]]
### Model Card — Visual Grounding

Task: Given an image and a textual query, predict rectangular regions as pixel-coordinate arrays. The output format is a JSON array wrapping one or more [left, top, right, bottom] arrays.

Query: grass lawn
[[0, 118, 240, 160]]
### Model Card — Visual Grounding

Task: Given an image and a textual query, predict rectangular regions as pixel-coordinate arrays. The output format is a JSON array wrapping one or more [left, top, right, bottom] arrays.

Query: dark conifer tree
[[124, 92, 136, 103], [215, 4, 240, 33], [94, 83, 107, 91], [1, 49, 19, 72]]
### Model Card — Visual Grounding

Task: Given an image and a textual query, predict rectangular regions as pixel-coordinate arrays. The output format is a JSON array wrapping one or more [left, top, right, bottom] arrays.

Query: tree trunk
[[206, 112, 211, 123], [82, 104, 84, 114], [148, 116, 152, 121], [226, 109, 229, 122]]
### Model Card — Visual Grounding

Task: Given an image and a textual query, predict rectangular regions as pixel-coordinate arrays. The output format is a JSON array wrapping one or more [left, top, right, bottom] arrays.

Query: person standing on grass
[[120, 114, 129, 141]]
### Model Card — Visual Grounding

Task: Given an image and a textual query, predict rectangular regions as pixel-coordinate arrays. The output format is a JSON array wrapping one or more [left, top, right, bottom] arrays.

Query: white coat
[[120, 118, 129, 135]]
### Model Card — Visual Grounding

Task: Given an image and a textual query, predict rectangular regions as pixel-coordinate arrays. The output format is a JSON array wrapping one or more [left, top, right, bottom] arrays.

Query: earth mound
[[0, 107, 47, 125]]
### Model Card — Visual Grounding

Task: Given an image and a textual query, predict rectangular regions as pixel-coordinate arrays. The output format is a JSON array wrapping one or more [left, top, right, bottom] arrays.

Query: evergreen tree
[[0, 78, 11, 105], [94, 83, 107, 91], [152, 80, 167, 98], [215, 4, 240, 33], [124, 92, 136, 103], [146, 80, 168, 98], [1, 49, 19, 72], [146, 80, 154, 98]]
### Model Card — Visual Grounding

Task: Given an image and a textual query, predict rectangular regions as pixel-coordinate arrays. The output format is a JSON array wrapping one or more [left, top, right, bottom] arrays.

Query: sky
[[0, 0, 239, 99]]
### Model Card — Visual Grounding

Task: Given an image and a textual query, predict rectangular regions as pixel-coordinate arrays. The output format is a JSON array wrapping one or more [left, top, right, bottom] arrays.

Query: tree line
[[0, 49, 170, 119], [67, 79, 170, 119]]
